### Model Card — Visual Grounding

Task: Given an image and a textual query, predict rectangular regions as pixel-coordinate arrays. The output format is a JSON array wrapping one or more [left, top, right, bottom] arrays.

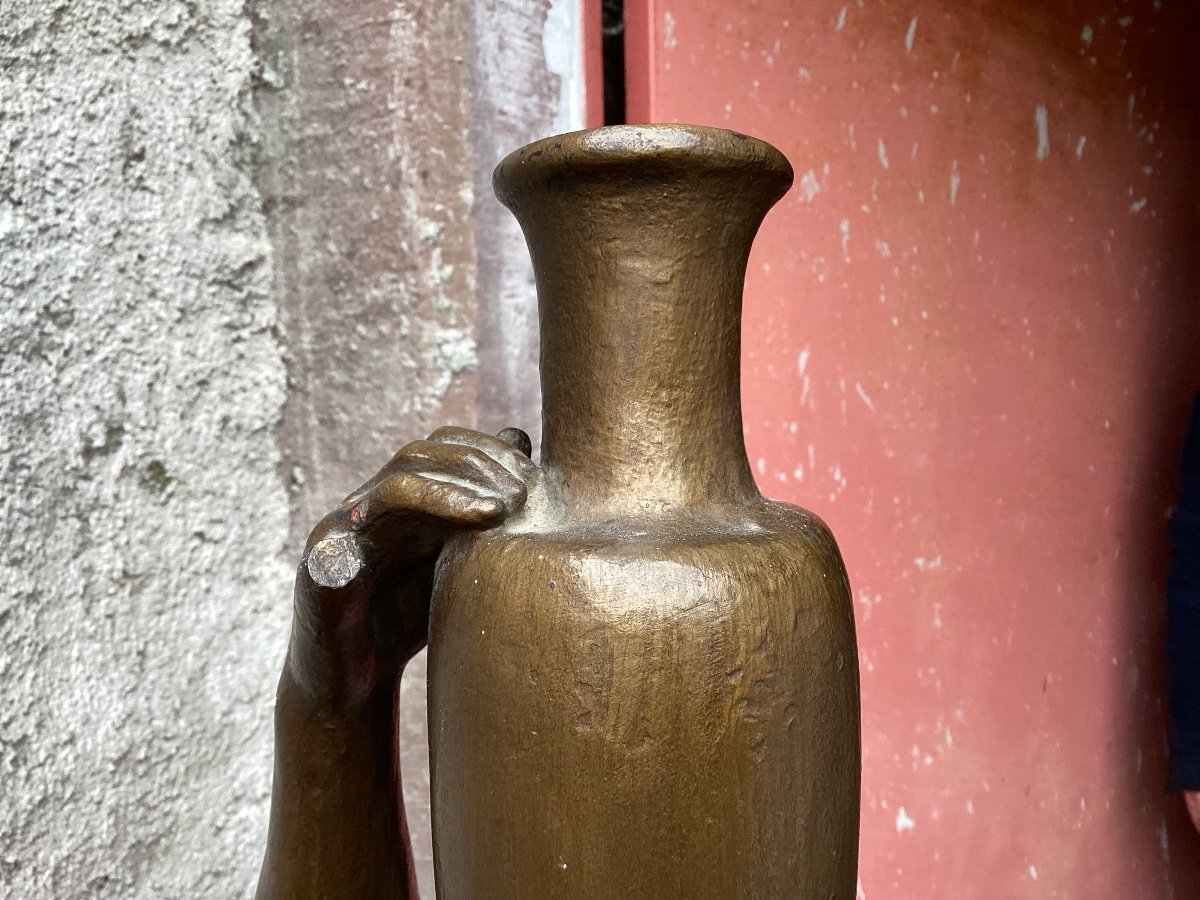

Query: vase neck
[[494, 126, 793, 513]]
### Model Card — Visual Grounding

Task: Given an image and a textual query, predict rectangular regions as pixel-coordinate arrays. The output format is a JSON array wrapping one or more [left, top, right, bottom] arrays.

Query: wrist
[[277, 655, 400, 726]]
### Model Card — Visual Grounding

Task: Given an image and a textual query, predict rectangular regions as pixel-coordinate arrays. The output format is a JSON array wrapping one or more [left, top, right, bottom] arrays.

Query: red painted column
[[581, 0, 605, 128], [624, 1, 1200, 896]]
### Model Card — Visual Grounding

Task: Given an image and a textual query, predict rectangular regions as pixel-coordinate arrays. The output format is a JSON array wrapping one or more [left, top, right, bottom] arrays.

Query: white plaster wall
[[0, 2, 290, 896]]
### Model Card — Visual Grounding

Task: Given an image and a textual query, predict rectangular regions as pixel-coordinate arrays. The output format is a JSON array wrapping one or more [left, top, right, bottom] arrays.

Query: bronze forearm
[[256, 669, 415, 900]]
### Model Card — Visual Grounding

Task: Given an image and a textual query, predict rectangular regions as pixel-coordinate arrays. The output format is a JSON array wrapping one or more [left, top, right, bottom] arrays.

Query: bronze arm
[[256, 427, 534, 899]]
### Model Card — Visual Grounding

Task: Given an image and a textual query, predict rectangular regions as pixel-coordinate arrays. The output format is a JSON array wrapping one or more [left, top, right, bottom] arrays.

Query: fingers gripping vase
[[428, 126, 860, 899]]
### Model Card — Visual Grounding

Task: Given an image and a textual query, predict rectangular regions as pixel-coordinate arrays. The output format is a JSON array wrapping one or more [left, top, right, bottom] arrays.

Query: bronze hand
[[257, 427, 534, 900]]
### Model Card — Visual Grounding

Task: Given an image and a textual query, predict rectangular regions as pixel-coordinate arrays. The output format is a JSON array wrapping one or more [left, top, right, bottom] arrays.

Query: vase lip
[[493, 123, 793, 203]]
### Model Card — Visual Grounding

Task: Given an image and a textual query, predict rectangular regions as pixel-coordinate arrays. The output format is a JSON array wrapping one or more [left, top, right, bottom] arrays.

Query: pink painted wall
[[625, 1, 1200, 896]]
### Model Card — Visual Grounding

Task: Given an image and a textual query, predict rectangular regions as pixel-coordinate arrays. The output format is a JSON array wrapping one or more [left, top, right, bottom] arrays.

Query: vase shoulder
[[427, 497, 859, 900], [438, 498, 849, 611]]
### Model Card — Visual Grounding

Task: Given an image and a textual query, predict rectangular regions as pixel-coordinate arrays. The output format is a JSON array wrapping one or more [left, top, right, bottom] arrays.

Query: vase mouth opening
[[492, 124, 794, 208]]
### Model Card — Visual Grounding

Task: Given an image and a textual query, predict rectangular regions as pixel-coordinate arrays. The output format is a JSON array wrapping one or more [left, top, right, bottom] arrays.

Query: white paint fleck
[[835, 6, 848, 31], [1028, 865, 1038, 881], [914, 555, 943, 571], [875, 239, 891, 258], [905, 16, 918, 52], [1127, 664, 1140, 696], [1035, 104, 1050, 160], [1081, 25, 1094, 46], [797, 347, 811, 376], [877, 137, 890, 170], [839, 218, 851, 261], [949, 160, 961, 205], [895, 807, 916, 833], [799, 169, 822, 202], [428, 246, 456, 289], [663, 10, 678, 49], [855, 382, 875, 413], [798, 66, 812, 81], [756, 457, 767, 475], [1118, 15, 1133, 27], [1075, 135, 1087, 159], [1130, 197, 1147, 213], [419, 218, 444, 241], [830, 464, 846, 489]]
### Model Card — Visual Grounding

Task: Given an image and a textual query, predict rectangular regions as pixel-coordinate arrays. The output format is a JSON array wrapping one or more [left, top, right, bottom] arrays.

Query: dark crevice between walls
[[602, 0, 625, 125]]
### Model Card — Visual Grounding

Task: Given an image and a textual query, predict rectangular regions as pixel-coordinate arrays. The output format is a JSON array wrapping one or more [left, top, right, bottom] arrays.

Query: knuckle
[[427, 425, 469, 443], [459, 444, 498, 470], [398, 438, 439, 459]]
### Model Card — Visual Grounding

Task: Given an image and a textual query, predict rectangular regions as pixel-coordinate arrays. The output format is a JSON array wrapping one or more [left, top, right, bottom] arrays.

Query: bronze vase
[[427, 125, 860, 899]]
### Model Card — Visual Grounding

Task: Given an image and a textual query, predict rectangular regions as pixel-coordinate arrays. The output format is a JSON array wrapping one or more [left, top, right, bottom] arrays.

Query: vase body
[[427, 125, 860, 899]]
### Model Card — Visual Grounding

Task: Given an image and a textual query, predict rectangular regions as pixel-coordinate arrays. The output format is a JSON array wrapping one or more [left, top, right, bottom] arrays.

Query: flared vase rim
[[492, 123, 794, 203]]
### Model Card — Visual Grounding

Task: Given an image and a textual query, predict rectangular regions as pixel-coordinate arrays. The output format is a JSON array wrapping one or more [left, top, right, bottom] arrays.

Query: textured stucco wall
[[1, 0, 581, 897], [0, 2, 290, 897]]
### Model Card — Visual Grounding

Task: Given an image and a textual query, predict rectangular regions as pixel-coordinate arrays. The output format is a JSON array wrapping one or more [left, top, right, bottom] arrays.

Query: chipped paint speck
[[1035, 103, 1050, 160]]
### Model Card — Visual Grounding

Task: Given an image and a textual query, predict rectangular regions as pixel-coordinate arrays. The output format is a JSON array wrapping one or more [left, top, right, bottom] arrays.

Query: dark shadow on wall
[[1113, 1, 1200, 892]]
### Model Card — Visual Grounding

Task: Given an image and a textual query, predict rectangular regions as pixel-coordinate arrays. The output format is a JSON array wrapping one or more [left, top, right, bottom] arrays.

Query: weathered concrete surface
[[252, 7, 479, 894], [251, 0, 481, 550], [250, 1, 582, 894], [0, 2, 290, 897], [470, 0, 587, 443]]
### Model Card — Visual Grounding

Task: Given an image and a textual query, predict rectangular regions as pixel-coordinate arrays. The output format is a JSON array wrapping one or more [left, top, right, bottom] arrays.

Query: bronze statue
[[258, 125, 860, 899]]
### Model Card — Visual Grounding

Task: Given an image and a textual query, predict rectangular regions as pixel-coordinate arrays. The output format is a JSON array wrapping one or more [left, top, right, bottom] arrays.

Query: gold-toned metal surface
[[257, 125, 860, 900], [430, 125, 860, 899]]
